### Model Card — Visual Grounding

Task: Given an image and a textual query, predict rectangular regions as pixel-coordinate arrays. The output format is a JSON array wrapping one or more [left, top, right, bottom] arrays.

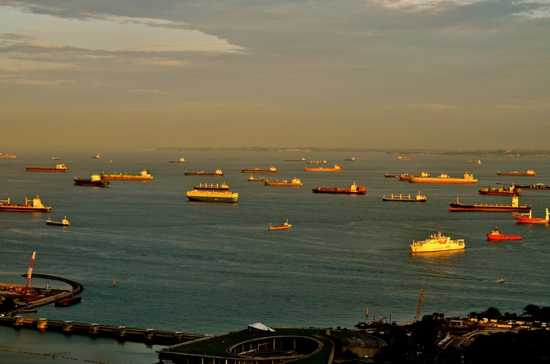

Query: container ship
[[186, 190, 238, 203], [497, 170, 535, 176], [409, 172, 477, 184], [304, 164, 341, 172], [194, 182, 229, 190], [26, 164, 67, 172], [0, 195, 52, 213], [312, 183, 366, 195], [74, 174, 110, 187], [184, 169, 223, 176], [264, 178, 303, 187], [242, 167, 277, 173], [410, 232, 465, 253], [101, 169, 153, 181], [449, 195, 531, 212]]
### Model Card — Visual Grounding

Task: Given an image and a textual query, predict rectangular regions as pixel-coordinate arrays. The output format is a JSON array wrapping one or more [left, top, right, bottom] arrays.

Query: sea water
[[1, 149, 549, 363]]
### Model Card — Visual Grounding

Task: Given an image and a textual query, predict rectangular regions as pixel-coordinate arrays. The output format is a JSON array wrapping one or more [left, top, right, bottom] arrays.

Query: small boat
[[467, 160, 481, 164], [515, 208, 549, 224], [184, 169, 224, 176], [52, 157, 60, 160], [497, 170, 536, 176], [55, 296, 81, 307], [312, 183, 366, 195], [186, 190, 238, 203], [169, 158, 185, 163], [268, 219, 292, 231], [194, 182, 229, 190], [382, 191, 426, 202], [397, 156, 412, 161], [486, 227, 522, 241], [449, 195, 531, 212], [101, 169, 153, 181], [0, 195, 52, 213], [46, 216, 70, 226], [26, 164, 68, 172], [248, 176, 268, 182], [109, 160, 116, 163], [478, 185, 521, 196], [74, 174, 110, 187], [410, 172, 477, 184], [284, 158, 306, 162], [410, 231, 465, 253], [92, 154, 100, 159], [264, 178, 303, 187], [304, 164, 341, 172], [307, 159, 327, 164], [345, 157, 355, 161], [242, 167, 277, 173]]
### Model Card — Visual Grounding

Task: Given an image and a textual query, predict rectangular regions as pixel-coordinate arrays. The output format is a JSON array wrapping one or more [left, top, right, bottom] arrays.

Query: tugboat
[[382, 191, 426, 202], [486, 227, 522, 241], [515, 208, 550, 224], [46, 216, 70, 226], [26, 164, 67, 172], [449, 195, 531, 212], [74, 174, 110, 187], [0, 195, 52, 213], [312, 183, 366, 195], [268, 219, 292, 231], [410, 232, 465, 253], [264, 178, 303, 187]]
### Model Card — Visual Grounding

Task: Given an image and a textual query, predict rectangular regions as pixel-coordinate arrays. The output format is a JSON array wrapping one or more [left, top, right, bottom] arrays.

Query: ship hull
[[101, 174, 153, 181], [487, 234, 522, 241], [382, 197, 425, 202], [26, 167, 67, 172], [515, 217, 549, 224], [478, 189, 520, 196], [0, 205, 51, 213], [242, 170, 277, 173], [47, 220, 69, 226], [449, 203, 530, 212], [497, 172, 535, 176], [184, 172, 223, 176], [186, 191, 238, 203], [409, 177, 477, 184], [74, 178, 110, 187], [304, 168, 341, 172], [312, 187, 366, 195], [514, 184, 550, 190], [264, 182, 302, 186], [268, 226, 291, 231]]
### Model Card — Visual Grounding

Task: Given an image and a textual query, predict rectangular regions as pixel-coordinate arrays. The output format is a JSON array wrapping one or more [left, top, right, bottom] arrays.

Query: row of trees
[[469, 304, 550, 322]]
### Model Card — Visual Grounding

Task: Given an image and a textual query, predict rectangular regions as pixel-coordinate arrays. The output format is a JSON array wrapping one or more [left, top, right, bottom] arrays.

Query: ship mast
[[22, 251, 36, 298]]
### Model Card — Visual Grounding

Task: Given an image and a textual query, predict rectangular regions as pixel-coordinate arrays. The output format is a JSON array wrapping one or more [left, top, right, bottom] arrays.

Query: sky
[[0, 0, 549, 150]]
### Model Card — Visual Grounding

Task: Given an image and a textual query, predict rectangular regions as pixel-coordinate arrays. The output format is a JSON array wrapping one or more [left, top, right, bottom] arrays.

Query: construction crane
[[413, 289, 424, 323]]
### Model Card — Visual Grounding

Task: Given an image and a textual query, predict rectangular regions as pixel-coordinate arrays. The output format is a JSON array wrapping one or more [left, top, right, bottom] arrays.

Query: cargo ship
[[449, 195, 531, 212], [304, 164, 341, 172], [284, 158, 306, 162], [382, 191, 426, 202], [248, 176, 268, 182], [92, 154, 100, 159], [409, 172, 477, 184], [186, 189, 238, 203], [0, 153, 16, 158], [312, 183, 366, 195], [478, 185, 521, 196], [46, 216, 70, 226], [264, 178, 303, 187], [467, 160, 481, 164], [169, 158, 185, 163], [268, 219, 292, 231], [242, 167, 277, 173], [0, 195, 52, 213], [515, 208, 549, 224], [26, 164, 67, 172], [397, 156, 412, 161], [74, 174, 110, 187], [487, 227, 522, 241], [194, 182, 229, 190], [101, 169, 153, 181], [184, 169, 223, 176], [410, 231, 465, 253], [384, 173, 401, 178], [497, 170, 535, 176], [345, 157, 355, 161], [514, 183, 550, 190], [307, 159, 327, 164]]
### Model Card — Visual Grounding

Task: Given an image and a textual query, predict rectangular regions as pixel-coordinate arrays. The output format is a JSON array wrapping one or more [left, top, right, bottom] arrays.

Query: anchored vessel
[[101, 169, 153, 181], [248, 176, 268, 182], [264, 178, 303, 187], [0, 153, 16, 158], [284, 158, 306, 162], [382, 191, 426, 202], [467, 160, 482, 164], [307, 159, 327, 164], [0, 195, 52, 213], [194, 182, 229, 190], [478, 185, 521, 196], [46, 216, 70, 226], [487, 227, 522, 241], [409, 172, 477, 184], [92, 154, 100, 159], [55, 296, 81, 306], [304, 164, 341, 172], [514, 183, 550, 190], [312, 183, 366, 195], [184, 169, 223, 176], [186, 190, 238, 203], [497, 170, 535, 176], [397, 156, 412, 161], [515, 208, 549, 224], [169, 158, 185, 163], [449, 195, 531, 212], [268, 219, 292, 231], [384, 173, 401, 178], [242, 167, 277, 173], [410, 232, 465, 253], [26, 164, 67, 172], [74, 174, 110, 187]]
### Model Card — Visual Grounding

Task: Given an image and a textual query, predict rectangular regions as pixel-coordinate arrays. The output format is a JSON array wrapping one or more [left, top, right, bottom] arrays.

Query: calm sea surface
[[1, 149, 549, 363]]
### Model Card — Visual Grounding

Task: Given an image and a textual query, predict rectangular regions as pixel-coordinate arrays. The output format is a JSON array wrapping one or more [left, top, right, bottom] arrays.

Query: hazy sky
[[1, 0, 549, 150]]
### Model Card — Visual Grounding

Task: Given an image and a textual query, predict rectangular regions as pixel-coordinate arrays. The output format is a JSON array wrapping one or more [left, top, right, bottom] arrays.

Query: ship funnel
[[512, 195, 519, 207]]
